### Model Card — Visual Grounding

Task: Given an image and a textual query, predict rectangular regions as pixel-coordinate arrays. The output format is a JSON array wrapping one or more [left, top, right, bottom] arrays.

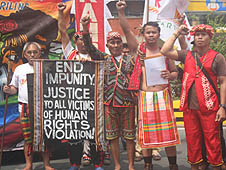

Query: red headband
[[107, 31, 122, 42], [190, 24, 214, 38]]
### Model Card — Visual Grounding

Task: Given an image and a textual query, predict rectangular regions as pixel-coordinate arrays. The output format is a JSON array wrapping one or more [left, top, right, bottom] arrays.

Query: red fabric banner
[[74, 0, 105, 52]]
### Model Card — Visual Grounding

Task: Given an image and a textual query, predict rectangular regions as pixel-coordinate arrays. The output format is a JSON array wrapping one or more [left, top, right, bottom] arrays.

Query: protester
[[116, 1, 185, 170], [122, 42, 162, 162], [81, 15, 136, 170], [58, 3, 104, 170], [3, 42, 54, 170], [160, 24, 226, 170]]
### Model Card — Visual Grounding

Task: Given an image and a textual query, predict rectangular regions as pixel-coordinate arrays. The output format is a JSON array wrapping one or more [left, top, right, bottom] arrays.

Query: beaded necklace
[[112, 56, 123, 76]]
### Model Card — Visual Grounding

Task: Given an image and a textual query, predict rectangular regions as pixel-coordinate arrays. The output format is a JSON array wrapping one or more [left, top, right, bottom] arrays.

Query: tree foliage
[[206, 13, 226, 56]]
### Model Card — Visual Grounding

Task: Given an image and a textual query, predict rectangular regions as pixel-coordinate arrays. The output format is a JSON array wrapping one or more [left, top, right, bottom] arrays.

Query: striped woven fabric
[[94, 62, 105, 150], [104, 55, 134, 106], [138, 89, 180, 148], [20, 104, 32, 145], [33, 61, 44, 152]]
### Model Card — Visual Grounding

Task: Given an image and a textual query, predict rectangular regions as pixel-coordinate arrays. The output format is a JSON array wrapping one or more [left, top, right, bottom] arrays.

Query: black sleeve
[[82, 33, 108, 60]]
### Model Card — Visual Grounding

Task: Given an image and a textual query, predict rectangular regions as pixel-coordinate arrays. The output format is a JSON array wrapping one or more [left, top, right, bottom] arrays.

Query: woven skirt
[[138, 89, 180, 149]]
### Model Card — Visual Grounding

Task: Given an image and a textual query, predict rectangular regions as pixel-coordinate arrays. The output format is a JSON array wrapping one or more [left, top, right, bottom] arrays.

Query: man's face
[[194, 31, 211, 48], [75, 37, 87, 54], [143, 25, 160, 45], [24, 44, 41, 65], [122, 47, 129, 56], [106, 38, 123, 57]]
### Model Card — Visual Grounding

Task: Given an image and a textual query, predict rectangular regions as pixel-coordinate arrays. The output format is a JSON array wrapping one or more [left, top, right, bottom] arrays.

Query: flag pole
[[146, 0, 149, 23]]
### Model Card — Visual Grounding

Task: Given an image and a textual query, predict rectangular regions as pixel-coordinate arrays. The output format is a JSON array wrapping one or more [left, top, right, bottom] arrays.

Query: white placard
[[144, 56, 168, 86]]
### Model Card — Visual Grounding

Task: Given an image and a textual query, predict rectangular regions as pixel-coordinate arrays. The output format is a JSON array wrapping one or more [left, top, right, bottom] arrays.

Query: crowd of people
[[2, 1, 226, 170]]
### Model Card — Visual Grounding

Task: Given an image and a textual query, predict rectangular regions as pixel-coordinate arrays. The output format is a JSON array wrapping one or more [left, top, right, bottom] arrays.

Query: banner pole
[[146, 0, 149, 23]]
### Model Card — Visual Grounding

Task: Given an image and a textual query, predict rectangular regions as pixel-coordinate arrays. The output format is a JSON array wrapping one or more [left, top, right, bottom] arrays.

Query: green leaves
[[207, 13, 226, 56]]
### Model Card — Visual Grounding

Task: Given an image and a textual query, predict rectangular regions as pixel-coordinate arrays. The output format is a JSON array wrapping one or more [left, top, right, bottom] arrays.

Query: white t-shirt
[[10, 63, 34, 104], [63, 42, 90, 60]]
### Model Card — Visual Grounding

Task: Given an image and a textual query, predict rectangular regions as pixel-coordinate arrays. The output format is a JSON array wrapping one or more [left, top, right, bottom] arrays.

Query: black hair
[[141, 22, 161, 34]]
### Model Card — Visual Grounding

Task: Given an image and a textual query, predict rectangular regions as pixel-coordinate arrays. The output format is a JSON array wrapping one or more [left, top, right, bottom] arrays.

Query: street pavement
[[2, 127, 226, 170]]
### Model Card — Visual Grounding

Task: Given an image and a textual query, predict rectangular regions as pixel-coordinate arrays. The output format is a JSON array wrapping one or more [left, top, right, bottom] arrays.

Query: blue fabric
[[95, 167, 104, 170]]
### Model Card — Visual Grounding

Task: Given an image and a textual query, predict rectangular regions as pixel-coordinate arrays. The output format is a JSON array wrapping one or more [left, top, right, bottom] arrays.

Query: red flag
[[74, 0, 106, 52]]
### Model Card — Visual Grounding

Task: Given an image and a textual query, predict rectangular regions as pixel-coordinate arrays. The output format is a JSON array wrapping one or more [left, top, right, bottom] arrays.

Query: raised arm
[[58, 2, 70, 50], [116, 0, 138, 54], [160, 25, 189, 60], [175, 15, 188, 50], [81, 15, 107, 60], [178, 34, 187, 50]]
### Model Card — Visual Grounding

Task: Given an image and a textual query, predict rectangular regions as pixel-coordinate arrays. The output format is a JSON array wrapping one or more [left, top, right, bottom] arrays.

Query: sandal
[[198, 162, 209, 170]]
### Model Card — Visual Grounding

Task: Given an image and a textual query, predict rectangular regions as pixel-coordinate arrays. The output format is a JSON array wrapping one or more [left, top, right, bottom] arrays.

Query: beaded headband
[[107, 31, 122, 42]]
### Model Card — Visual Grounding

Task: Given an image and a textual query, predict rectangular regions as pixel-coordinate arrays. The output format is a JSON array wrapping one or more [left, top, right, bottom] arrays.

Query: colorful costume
[[180, 49, 224, 166], [82, 32, 136, 140], [128, 42, 180, 149], [138, 89, 180, 148], [128, 43, 144, 91]]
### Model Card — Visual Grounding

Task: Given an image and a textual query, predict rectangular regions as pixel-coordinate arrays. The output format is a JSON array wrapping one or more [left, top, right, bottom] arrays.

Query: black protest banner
[[28, 59, 106, 151], [30, 59, 105, 152], [42, 60, 95, 141]]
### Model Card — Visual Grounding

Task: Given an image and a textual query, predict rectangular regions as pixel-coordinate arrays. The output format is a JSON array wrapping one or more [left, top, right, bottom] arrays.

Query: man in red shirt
[[161, 24, 226, 170]]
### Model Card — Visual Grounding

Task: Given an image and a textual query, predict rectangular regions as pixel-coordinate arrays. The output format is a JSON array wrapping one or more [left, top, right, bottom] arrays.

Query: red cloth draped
[[128, 43, 146, 90]]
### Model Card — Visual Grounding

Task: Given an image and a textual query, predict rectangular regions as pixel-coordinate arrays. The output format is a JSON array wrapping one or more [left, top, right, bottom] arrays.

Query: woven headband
[[107, 31, 122, 42], [190, 24, 214, 38]]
